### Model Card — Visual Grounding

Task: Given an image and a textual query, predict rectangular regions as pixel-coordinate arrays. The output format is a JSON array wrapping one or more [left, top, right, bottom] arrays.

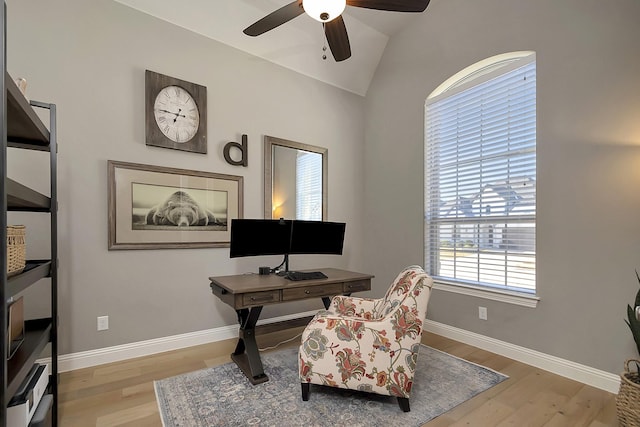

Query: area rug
[[154, 344, 507, 427]]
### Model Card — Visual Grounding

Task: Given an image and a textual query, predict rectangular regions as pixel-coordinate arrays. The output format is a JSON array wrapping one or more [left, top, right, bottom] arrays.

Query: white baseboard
[[425, 319, 621, 394], [37, 312, 620, 394], [47, 325, 238, 373], [37, 310, 319, 373]]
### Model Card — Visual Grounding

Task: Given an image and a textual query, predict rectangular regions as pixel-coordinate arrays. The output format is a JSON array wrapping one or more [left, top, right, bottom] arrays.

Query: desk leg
[[231, 306, 268, 385]]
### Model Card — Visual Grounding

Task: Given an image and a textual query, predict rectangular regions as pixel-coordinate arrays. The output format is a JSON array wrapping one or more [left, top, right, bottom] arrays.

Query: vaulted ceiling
[[113, 0, 426, 96]]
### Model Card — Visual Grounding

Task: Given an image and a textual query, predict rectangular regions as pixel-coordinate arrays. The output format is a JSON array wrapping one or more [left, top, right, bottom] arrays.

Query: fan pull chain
[[322, 23, 327, 60]]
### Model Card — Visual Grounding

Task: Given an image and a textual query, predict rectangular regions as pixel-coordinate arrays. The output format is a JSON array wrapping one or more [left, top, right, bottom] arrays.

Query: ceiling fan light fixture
[[303, 0, 346, 23]]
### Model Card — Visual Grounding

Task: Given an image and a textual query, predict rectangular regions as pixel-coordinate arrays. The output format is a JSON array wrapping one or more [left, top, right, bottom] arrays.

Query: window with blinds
[[425, 53, 536, 294], [296, 151, 323, 220]]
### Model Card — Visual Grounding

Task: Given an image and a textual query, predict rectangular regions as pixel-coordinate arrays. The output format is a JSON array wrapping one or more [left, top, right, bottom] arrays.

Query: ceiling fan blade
[[346, 0, 430, 12], [324, 16, 351, 62], [243, 1, 305, 36]]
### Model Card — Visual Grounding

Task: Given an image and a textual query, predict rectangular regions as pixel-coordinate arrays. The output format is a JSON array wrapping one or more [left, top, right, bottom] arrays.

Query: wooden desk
[[209, 268, 373, 384]]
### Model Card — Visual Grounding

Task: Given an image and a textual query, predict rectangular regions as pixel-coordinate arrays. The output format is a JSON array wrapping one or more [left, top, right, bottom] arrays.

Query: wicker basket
[[617, 359, 640, 427], [6, 225, 26, 277]]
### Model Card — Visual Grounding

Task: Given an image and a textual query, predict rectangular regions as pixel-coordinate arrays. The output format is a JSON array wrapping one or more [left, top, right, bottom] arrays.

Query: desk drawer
[[242, 290, 281, 306], [282, 283, 343, 301], [344, 280, 370, 293]]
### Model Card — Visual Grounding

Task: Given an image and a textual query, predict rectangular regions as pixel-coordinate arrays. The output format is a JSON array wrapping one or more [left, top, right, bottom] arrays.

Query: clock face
[[153, 86, 200, 143]]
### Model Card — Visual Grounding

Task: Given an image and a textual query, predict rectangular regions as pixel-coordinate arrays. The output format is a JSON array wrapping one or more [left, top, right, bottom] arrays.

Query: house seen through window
[[424, 52, 536, 294]]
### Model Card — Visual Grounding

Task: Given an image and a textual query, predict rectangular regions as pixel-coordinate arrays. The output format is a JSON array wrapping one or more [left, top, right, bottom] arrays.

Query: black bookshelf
[[0, 2, 58, 424]]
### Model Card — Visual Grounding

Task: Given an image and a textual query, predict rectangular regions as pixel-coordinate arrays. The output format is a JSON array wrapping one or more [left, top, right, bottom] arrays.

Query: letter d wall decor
[[224, 134, 248, 167]]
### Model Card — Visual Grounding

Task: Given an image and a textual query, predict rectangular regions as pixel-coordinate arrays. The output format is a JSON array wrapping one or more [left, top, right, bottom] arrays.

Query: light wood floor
[[58, 329, 619, 426]]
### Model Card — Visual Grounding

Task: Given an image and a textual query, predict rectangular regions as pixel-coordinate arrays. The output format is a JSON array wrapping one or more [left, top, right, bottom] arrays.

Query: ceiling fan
[[243, 0, 431, 62]]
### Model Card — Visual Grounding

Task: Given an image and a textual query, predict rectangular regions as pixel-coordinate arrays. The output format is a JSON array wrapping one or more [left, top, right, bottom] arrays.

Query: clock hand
[[156, 108, 187, 118], [173, 108, 187, 123]]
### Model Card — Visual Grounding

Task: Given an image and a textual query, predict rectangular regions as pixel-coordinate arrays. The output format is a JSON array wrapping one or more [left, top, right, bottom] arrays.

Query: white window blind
[[296, 152, 322, 220], [425, 57, 536, 293]]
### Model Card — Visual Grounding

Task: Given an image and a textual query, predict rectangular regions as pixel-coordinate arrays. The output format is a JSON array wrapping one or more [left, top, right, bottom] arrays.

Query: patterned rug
[[154, 344, 507, 427]]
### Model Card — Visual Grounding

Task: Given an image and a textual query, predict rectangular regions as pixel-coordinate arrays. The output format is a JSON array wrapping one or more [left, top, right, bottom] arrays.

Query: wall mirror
[[264, 136, 327, 221]]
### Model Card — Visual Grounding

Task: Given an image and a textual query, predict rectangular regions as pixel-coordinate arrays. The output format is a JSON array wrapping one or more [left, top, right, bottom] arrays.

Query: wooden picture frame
[[145, 70, 207, 154], [108, 160, 243, 250]]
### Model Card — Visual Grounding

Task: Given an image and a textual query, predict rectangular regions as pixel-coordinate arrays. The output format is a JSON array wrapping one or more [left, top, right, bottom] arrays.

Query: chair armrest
[[305, 305, 424, 348], [301, 315, 395, 362], [326, 295, 381, 319], [313, 311, 386, 324]]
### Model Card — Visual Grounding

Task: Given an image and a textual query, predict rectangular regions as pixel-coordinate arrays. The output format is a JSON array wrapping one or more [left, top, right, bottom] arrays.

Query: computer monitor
[[229, 219, 346, 272], [289, 220, 345, 255], [229, 219, 292, 258]]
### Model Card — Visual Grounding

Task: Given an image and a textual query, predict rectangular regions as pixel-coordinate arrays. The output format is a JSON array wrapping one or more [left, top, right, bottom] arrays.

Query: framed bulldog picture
[[108, 160, 243, 250]]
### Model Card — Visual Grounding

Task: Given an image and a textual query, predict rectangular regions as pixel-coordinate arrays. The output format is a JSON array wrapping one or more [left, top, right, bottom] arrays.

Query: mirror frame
[[264, 135, 328, 220]]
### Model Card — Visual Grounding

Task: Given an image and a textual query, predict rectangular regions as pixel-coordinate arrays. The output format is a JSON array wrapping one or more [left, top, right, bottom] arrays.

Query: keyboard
[[284, 271, 328, 281]]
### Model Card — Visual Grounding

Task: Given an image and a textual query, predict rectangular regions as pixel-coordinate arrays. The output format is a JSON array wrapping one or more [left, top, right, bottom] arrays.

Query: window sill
[[433, 280, 539, 308]]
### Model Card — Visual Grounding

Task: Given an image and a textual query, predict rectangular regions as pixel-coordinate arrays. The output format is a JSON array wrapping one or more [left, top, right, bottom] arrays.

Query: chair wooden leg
[[398, 397, 410, 412], [301, 382, 310, 401]]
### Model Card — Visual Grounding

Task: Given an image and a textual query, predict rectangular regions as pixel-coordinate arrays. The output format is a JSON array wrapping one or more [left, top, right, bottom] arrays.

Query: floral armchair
[[298, 265, 433, 412]]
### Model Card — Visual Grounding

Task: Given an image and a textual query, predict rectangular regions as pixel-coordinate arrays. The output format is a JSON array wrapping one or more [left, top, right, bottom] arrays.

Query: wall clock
[[145, 70, 207, 153]]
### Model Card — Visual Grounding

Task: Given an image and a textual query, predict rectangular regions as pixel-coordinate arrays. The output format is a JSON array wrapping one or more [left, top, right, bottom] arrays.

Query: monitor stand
[[275, 254, 290, 276]]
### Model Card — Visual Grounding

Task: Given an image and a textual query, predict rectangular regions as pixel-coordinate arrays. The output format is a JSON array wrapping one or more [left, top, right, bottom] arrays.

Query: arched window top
[[428, 51, 536, 102]]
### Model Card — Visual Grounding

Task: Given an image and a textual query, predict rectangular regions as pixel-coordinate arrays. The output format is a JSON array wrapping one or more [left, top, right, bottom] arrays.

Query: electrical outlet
[[97, 316, 109, 331], [478, 306, 488, 320]]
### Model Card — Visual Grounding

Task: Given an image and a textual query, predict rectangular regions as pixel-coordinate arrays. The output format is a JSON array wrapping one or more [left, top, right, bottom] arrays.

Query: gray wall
[[363, 0, 640, 374], [6, 0, 640, 377], [6, 0, 367, 354]]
